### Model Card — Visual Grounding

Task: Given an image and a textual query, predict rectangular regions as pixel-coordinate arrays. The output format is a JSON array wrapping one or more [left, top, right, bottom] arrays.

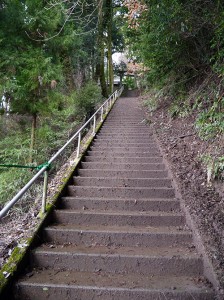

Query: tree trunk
[[64, 55, 75, 92], [97, 0, 108, 98], [119, 73, 123, 86], [94, 62, 100, 83], [29, 113, 37, 163], [106, 0, 114, 94], [99, 45, 108, 97]]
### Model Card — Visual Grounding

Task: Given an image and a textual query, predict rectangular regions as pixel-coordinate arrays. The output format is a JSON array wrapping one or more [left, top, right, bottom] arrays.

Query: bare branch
[[25, 0, 99, 42]]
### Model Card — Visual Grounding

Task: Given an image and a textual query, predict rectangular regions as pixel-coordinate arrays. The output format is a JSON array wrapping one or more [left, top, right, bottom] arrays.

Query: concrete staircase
[[15, 97, 214, 299]]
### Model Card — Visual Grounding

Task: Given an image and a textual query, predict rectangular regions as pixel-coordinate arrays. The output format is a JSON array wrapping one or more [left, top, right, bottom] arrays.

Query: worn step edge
[[99, 129, 151, 131], [60, 196, 179, 212], [31, 249, 203, 276], [95, 135, 154, 138], [97, 133, 154, 135], [53, 210, 185, 226], [96, 135, 154, 139], [90, 146, 160, 152], [98, 132, 154, 135], [43, 225, 192, 247], [78, 169, 168, 178], [73, 176, 171, 182], [94, 139, 156, 143], [100, 125, 149, 128], [87, 151, 161, 156], [16, 282, 214, 300], [92, 142, 157, 146], [67, 186, 176, 199], [102, 124, 148, 126], [80, 162, 165, 170], [84, 156, 163, 163]]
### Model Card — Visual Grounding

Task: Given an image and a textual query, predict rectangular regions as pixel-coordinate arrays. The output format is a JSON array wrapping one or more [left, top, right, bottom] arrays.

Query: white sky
[[112, 52, 128, 64]]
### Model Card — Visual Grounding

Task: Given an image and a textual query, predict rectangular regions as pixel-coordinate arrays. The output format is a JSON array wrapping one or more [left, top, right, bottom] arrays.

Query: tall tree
[[96, 0, 108, 97], [0, 0, 72, 161], [105, 0, 114, 94]]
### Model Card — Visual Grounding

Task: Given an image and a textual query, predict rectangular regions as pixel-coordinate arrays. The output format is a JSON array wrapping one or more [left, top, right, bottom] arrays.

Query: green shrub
[[0, 168, 33, 206], [73, 82, 102, 119], [123, 77, 136, 90], [200, 154, 224, 182], [195, 98, 224, 140]]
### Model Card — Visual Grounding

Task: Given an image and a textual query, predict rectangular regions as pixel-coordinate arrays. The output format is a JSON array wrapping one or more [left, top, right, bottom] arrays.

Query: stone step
[[87, 150, 161, 157], [43, 224, 192, 247], [100, 123, 148, 126], [94, 137, 156, 143], [60, 196, 180, 212], [91, 145, 159, 152], [99, 126, 150, 129], [99, 131, 152, 134], [105, 117, 145, 120], [105, 119, 145, 121], [104, 120, 145, 122], [81, 162, 165, 171], [101, 124, 147, 126], [92, 141, 157, 147], [53, 210, 185, 226], [96, 133, 154, 138], [96, 136, 154, 141], [97, 132, 154, 135], [84, 156, 163, 163], [103, 127, 148, 129], [31, 244, 203, 277], [101, 122, 147, 126], [90, 146, 160, 152], [78, 169, 168, 178], [16, 270, 214, 300], [67, 185, 175, 199], [73, 177, 172, 188], [106, 118, 144, 121]]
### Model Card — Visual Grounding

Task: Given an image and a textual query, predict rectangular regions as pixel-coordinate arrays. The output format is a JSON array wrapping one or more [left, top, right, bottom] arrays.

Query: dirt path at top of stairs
[[8, 97, 217, 299]]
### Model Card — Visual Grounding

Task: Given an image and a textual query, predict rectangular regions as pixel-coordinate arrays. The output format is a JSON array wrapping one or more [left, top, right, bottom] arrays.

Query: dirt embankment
[[141, 96, 224, 293]]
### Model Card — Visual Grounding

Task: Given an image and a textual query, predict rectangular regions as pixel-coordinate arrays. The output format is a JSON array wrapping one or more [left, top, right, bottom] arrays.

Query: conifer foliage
[[0, 0, 125, 206]]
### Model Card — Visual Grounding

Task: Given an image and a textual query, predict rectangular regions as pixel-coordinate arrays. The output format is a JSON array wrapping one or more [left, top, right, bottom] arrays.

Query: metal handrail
[[0, 86, 124, 219]]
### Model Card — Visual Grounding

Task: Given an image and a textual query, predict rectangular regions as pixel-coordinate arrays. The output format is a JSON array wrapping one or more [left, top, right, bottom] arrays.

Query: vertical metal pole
[[76, 132, 81, 158], [106, 101, 109, 113], [42, 170, 48, 214], [101, 107, 103, 122], [92, 115, 96, 135]]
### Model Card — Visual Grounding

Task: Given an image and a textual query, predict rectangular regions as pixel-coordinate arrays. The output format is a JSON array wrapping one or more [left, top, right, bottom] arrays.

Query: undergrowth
[[0, 82, 102, 208], [144, 74, 224, 182]]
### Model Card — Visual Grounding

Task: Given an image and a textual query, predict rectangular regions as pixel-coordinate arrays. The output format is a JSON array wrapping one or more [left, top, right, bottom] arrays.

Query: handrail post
[[92, 115, 96, 135], [76, 132, 81, 158], [42, 170, 48, 214], [100, 107, 103, 122]]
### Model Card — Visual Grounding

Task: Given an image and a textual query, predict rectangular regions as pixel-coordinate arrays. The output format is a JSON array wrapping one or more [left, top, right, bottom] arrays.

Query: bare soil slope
[[140, 96, 224, 294]]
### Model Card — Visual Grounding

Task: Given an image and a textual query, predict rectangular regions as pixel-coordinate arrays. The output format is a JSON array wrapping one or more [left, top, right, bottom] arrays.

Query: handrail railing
[[0, 86, 124, 219]]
